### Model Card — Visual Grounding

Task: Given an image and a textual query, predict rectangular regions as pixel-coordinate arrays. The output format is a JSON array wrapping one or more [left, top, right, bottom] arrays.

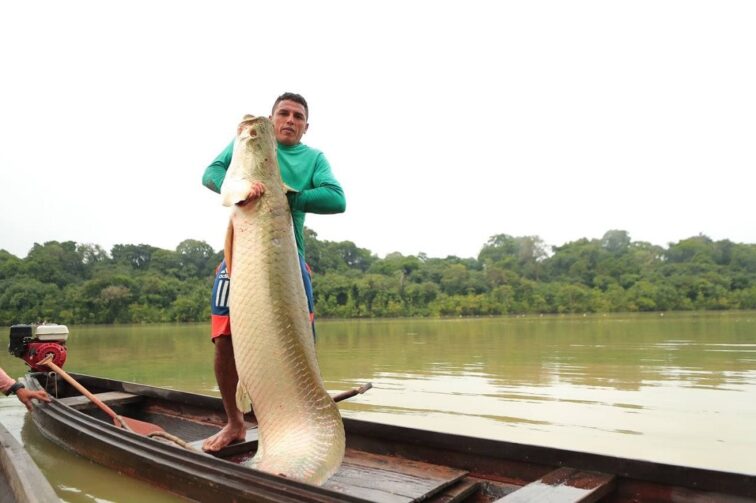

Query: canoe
[[24, 372, 756, 503], [0, 421, 58, 503]]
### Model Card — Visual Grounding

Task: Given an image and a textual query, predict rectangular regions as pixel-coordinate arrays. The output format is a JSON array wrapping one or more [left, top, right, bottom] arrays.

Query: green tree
[[600, 230, 631, 254], [478, 234, 548, 279], [176, 239, 216, 278], [24, 241, 85, 287], [0, 250, 23, 280], [111, 243, 158, 270], [0, 277, 61, 325]]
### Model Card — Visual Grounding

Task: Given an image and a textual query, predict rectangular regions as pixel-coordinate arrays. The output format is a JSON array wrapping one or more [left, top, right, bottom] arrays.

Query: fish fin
[[235, 382, 253, 413], [224, 218, 234, 276], [221, 178, 253, 207], [219, 130, 255, 207]]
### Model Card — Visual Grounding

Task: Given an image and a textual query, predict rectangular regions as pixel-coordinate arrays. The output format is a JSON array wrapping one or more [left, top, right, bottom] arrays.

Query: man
[[1, 367, 50, 411], [201, 92, 346, 452]]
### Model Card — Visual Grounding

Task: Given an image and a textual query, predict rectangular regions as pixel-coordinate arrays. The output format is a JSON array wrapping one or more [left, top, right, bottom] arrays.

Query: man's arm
[[1, 367, 50, 411], [0, 367, 15, 394], [288, 153, 346, 214], [202, 140, 235, 194]]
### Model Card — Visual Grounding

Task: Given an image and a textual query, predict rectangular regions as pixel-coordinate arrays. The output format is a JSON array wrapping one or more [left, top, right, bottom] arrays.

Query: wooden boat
[[0, 421, 58, 503], [23, 372, 756, 503]]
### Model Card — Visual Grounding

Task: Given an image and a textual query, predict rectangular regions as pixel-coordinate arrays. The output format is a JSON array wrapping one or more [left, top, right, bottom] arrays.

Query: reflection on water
[[318, 313, 756, 475], [0, 312, 755, 501], [19, 414, 186, 503]]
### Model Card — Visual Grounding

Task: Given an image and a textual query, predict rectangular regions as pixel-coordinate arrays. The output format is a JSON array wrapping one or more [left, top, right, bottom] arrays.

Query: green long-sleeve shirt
[[203, 140, 346, 258]]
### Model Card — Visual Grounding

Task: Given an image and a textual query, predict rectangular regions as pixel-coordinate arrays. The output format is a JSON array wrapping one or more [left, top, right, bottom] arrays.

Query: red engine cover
[[24, 342, 67, 372]]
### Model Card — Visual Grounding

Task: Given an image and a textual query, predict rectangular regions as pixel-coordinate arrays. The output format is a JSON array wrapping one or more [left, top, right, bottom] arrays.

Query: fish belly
[[228, 167, 344, 486]]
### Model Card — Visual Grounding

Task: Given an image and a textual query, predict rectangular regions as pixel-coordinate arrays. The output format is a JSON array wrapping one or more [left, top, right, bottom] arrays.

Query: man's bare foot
[[202, 423, 247, 452]]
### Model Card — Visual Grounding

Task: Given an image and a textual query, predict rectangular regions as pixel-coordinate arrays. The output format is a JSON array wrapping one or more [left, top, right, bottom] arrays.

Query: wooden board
[[425, 477, 483, 503], [199, 436, 468, 501], [496, 467, 615, 503], [211, 435, 468, 502], [325, 448, 468, 502]]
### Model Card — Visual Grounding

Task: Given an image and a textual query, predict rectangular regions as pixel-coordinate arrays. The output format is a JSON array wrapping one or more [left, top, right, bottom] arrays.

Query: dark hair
[[272, 92, 309, 119]]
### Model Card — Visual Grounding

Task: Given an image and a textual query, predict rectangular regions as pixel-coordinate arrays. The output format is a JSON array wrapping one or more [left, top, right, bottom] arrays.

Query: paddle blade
[[114, 416, 165, 435]]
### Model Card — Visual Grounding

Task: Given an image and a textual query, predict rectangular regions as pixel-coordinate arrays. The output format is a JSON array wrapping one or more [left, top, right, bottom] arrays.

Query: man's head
[[270, 92, 309, 146]]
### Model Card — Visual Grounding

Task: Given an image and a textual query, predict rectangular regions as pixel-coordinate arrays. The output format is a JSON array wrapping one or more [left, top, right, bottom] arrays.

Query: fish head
[[237, 116, 278, 165], [236, 114, 257, 137], [221, 115, 282, 207], [237, 115, 273, 139], [221, 116, 280, 206]]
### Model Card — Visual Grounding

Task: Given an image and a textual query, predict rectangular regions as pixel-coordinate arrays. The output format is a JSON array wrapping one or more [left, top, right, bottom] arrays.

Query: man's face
[[271, 100, 309, 146]]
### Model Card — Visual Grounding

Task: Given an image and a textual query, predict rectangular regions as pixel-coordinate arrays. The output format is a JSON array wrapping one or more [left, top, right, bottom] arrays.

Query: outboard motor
[[8, 324, 69, 371]]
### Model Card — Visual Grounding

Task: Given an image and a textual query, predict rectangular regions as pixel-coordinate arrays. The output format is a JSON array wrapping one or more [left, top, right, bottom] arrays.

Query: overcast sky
[[1, 1, 754, 261]]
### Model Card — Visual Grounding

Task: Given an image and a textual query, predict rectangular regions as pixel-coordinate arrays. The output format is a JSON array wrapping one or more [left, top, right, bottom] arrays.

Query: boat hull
[[0, 421, 58, 503], [24, 373, 756, 503]]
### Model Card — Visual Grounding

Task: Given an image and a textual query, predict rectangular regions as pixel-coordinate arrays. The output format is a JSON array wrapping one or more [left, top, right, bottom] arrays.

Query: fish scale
[[221, 115, 345, 485]]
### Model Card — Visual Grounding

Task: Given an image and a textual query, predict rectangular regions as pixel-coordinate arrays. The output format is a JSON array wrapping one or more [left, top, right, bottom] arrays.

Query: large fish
[[220, 115, 345, 485]]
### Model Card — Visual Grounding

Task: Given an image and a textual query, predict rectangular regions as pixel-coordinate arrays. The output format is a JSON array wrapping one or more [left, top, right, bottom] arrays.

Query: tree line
[[0, 229, 754, 326]]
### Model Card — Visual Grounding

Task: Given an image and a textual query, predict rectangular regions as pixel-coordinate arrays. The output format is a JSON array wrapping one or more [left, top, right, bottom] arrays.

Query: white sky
[[1, 1, 754, 260]]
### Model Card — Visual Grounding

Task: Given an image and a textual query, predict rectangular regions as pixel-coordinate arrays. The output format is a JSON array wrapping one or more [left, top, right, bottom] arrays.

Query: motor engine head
[[8, 324, 69, 371]]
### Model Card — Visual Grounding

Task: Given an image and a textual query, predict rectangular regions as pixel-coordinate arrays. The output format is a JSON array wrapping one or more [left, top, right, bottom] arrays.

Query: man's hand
[[237, 181, 265, 206], [16, 387, 51, 412]]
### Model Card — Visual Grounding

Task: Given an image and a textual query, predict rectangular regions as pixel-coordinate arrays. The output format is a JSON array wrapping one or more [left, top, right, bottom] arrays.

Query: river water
[[1, 312, 754, 502]]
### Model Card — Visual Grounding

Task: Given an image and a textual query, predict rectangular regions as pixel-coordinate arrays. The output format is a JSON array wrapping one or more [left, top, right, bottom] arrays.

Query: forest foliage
[[1, 229, 754, 325]]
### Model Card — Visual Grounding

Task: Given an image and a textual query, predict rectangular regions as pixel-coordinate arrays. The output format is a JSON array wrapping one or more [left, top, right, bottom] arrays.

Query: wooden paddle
[[332, 382, 373, 403], [39, 355, 165, 436]]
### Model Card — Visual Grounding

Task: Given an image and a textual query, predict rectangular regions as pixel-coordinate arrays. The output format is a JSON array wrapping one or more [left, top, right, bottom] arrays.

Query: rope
[[148, 431, 198, 451], [114, 415, 136, 433]]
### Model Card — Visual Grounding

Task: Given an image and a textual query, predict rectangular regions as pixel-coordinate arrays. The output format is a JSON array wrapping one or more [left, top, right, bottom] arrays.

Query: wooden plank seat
[[57, 391, 143, 409], [425, 477, 483, 503], [495, 467, 615, 503], [324, 448, 468, 502], [198, 433, 469, 503]]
